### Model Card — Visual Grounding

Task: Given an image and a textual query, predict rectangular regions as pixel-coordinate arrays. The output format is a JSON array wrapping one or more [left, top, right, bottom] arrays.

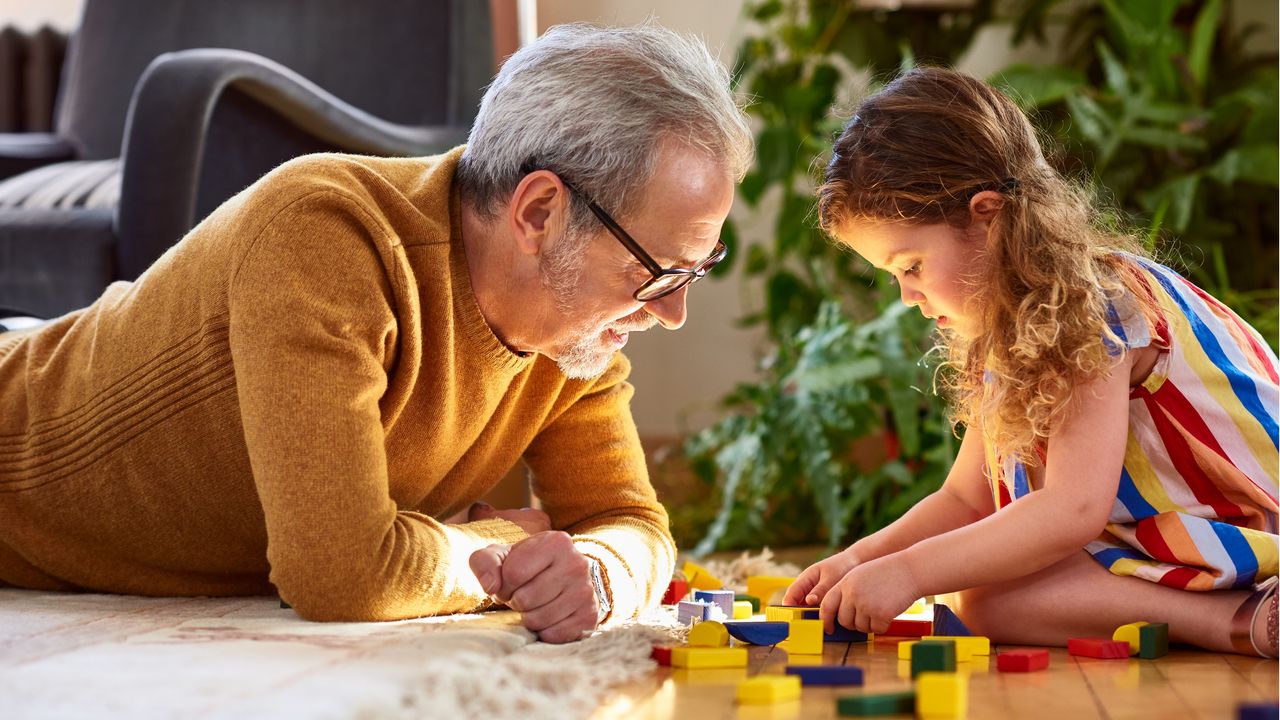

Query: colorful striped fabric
[[985, 255, 1279, 591]]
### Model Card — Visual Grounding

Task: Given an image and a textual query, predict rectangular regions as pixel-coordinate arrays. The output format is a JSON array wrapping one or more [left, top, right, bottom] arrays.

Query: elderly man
[[0, 23, 752, 643]]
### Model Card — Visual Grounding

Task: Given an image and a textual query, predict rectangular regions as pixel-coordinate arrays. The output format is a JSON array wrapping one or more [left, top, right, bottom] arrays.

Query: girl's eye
[[904, 262, 921, 276]]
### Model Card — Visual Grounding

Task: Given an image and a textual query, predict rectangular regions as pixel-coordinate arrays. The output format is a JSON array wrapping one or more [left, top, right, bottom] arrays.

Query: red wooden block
[[662, 578, 689, 605], [651, 646, 673, 666], [1067, 637, 1131, 659], [885, 619, 932, 637], [996, 649, 1050, 672]]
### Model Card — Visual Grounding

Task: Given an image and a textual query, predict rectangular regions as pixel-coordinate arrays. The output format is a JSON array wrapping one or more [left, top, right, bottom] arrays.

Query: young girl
[[785, 67, 1279, 657]]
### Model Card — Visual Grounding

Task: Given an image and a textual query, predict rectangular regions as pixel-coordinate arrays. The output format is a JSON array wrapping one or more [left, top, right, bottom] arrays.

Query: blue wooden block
[[677, 599, 712, 625], [1238, 703, 1280, 720], [772, 604, 821, 619], [784, 664, 864, 686], [694, 589, 735, 618], [933, 603, 972, 637], [824, 623, 869, 643], [724, 621, 790, 645]]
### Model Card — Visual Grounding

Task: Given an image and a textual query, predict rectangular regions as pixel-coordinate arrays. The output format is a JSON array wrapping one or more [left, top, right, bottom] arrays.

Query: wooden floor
[[593, 634, 1279, 719]]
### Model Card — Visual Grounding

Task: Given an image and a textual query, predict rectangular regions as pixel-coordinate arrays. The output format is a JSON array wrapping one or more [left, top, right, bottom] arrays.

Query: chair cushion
[[0, 207, 116, 317], [0, 159, 120, 210]]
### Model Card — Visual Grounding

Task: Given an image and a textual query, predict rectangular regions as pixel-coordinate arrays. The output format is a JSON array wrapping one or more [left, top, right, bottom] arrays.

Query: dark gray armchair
[[0, 0, 493, 318]]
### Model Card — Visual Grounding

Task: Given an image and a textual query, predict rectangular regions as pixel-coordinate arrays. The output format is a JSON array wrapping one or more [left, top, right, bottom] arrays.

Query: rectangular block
[[746, 575, 795, 606], [785, 664, 864, 686], [825, 623, 869, 643], [836, 690, 915, 716], [650, 645, 673, 666], [779, 619, 823, 654], [732, 600, 753, 619], [735, 593, 761, 613], [1139, 622, 1169, 659], [683, 560, 723, 591], [885, 619, 932, 637], [996, 648, 1049, 672], [661, 578, 689, 605], [917, 671, 968, 718], [694, 589, 735, 619], [1067, 637, 1131, 659], [924, 635, 990, 657], [737, 675, 801, 704], [677, 599, 712, 625], [911, 640, 956, 677], [898, 640, 918, 660], [670, 646, 748, 669]]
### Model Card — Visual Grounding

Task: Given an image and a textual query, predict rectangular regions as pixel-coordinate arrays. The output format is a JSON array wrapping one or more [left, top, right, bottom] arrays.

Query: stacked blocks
[[1067, 637, 1131, 658], [661, 578, 689, 605], [837, 690, 915, 717], [778, 619, 824, 654], [694, 589, 735, 618], [688, 620, 729, 648], [932, 604, 973, 636], [916, 672, 967, 718], [885, 619, 932, 637], [911, 640, 957, 677], [737, 675, 801, 704], [746, 576, 796, 607], [724, 621, 790, 645], [766, 605, 820, 622], [785, 665, 864, 686], [682, 560, 723, 591], [996, 648, 1049, 672], [735, 593, 762, 613], [677, 599, 713, 625], [671, 646, 747, 668]]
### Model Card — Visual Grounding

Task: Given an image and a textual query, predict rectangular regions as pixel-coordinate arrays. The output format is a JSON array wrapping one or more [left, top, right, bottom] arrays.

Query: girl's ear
[[969, 190, 1004, 223]]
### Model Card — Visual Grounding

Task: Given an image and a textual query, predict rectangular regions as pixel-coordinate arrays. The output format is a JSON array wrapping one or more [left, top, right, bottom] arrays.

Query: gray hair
[[456, 22, 753, 233]]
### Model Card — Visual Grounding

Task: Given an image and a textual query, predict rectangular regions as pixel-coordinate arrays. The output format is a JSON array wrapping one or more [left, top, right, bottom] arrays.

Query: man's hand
[[467, 501, 551, 536], [469, 531, 601, 644]]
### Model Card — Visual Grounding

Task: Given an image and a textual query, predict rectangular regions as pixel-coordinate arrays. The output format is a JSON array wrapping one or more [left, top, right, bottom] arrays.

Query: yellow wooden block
[[924, 635, 989, 658], [897, 659, 912, 680], [765, 606, 809, 623], [917, 671, 967, 718], [1112, 621, 1148, 656], [671, 646, 748, 668], [737, 675, 802, 704], [898, 640, 918, 660], [746, 575, 795, 606], [683, 561, 723, 591], [778, 619, 823, 655], [733, 601, 753, 619], [907, 599, 927, 614], [688, 620, 729, 648]]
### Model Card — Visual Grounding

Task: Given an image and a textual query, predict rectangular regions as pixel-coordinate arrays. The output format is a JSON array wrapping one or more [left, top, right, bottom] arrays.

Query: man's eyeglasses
[[521, 164, 728, 302]]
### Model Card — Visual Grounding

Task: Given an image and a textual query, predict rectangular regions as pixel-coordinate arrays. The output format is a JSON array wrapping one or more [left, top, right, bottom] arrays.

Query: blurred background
[[4, 0, 1275, 554]]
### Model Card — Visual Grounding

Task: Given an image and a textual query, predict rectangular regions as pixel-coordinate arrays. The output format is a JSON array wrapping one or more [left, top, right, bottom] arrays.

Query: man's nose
[[644, 285, 688, 330]]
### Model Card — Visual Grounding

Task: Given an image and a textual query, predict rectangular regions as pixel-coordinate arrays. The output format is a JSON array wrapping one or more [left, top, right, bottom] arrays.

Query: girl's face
[[838, 218, 991, 338]]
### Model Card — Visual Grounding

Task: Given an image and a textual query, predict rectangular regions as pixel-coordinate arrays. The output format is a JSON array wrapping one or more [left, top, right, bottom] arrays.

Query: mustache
[[609, 311, 658, 334]]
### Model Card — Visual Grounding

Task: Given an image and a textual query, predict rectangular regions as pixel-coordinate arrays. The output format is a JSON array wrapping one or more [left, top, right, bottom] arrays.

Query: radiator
[[0, 25, 67, 133]]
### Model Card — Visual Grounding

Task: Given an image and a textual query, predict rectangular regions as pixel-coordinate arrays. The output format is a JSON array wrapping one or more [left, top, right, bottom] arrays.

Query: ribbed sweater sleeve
[[523, 354, 676, 625], [227, 188, 528, 621]]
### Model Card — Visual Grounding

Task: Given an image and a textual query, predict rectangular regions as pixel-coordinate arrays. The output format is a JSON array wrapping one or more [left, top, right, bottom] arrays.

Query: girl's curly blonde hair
[[817, 67, 1161, 464]]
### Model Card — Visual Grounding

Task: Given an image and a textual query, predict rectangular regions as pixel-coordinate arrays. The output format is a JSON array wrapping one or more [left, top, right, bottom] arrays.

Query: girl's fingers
[[783, 570, 817, 605]]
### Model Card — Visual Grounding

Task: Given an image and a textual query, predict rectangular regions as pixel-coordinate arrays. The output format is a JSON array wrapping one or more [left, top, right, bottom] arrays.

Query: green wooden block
[[836, 690, 915, 716], [1139, 622, 1168, 659], [735, 593, 761, 613], [911, 639, 956, 678]]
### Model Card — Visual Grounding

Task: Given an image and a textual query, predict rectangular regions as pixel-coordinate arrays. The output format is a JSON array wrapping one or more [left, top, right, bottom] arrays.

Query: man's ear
[[507, 171, 571, 257], [968, 190, 1005, 224]]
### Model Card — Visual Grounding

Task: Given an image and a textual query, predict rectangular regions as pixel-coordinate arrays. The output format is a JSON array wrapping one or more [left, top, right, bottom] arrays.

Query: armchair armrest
[[0, 133, 76, 181], [115, 48, 470, 279]]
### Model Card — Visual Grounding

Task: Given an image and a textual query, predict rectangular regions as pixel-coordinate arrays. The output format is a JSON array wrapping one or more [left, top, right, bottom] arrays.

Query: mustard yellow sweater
[[0, 147, 675, 623]]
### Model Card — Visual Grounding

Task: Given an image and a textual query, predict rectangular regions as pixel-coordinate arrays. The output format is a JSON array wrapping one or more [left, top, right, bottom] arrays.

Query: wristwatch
[[586, 557, 611, 625]]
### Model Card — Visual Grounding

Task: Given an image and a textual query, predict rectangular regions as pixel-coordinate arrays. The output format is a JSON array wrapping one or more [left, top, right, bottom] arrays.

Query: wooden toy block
[[694, 589, 735, 618], [916, 671, 968, 718], [907, 599, 927, 614], [682, 560, 723, 591], [650, 646, 673, 666], [746, 575, 795, 606], [825, 623, 870, 643], [1067, 637, 1131, 658], [911, 640, 957, 677], [1139, 622, 1169, 659], [898, 640, 918, 660], [724, 621, 790, 645], [735, 593, 761, 613], [779, 619, 823, 654], [736, 675, 802, 704], [836, 690, 915, 716], [732, 601, 753, 619], [662, 578, 689, 605], [677, 599, 712, 625], [1111, 621, 1147, 655], [688, 620, 729, 647], [785, 664, 864, 686], [996, 648, 1049, 672], [932, 603, 972, 637], [885, 619, 932, 636], [924, 635, 990, 657], [670, 646, 748, 669], [1237, 702, 1280, 720], [765, 605, 817, 622]]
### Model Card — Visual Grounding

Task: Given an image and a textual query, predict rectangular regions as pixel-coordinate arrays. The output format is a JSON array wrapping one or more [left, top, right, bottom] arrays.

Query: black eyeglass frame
[[520, 163, 728, 302]]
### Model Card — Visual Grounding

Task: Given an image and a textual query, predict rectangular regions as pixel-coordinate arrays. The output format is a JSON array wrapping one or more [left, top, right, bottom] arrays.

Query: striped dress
[[985, 255, 1279, 591]]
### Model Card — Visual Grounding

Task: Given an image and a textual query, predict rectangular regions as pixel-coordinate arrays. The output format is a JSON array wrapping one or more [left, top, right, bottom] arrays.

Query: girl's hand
[[783, 548, 862, 607], [818, 555, 920, 635]]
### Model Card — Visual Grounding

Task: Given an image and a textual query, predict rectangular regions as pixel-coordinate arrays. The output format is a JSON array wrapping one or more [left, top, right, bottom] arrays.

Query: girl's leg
[[945, 549, 1268, 654]]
